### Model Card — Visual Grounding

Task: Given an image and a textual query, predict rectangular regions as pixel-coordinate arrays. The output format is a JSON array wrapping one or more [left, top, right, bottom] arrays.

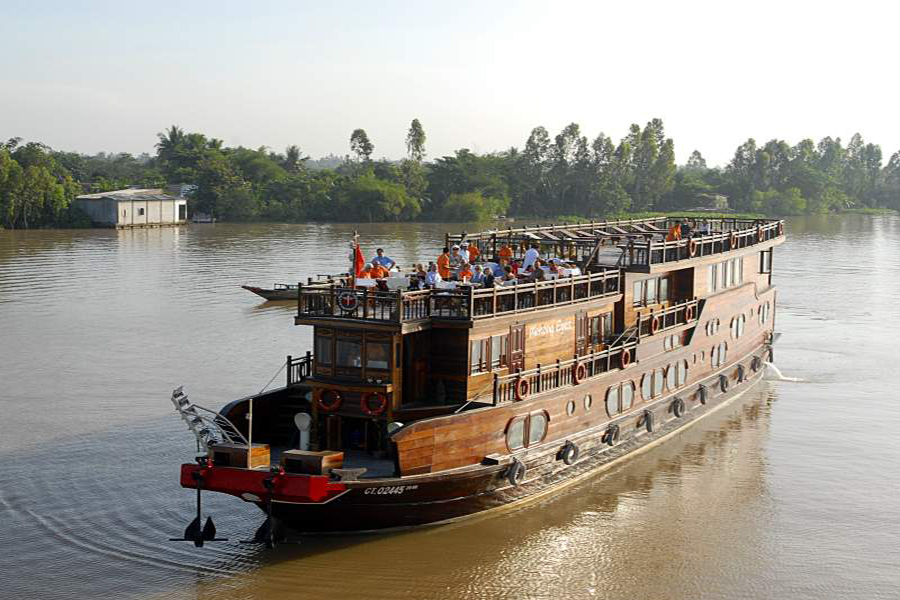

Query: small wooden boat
[[241, 283, 299, 301]]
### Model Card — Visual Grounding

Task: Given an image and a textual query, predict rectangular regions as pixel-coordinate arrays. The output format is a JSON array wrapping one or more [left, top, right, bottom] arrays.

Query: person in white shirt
[[522, 243, 540, 270], [449, 245, 465, 271], [459, 241, 471, 263], [425, 264, 442, 287]]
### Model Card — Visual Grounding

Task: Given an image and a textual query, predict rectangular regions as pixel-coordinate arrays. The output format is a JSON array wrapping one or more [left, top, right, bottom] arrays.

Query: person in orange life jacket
[[666, 221, 682, 242], [369, 263, 389, 279], [458, 262, 473, 282]]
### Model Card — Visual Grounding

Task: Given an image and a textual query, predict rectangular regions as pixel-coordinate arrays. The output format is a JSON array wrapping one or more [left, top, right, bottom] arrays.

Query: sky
[[1, 0, 897, 166]]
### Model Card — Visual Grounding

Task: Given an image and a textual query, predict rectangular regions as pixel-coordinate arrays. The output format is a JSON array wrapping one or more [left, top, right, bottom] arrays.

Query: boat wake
[[763, 362, 804, 382]]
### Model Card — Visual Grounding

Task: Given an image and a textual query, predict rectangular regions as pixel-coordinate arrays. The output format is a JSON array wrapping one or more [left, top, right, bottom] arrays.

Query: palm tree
[[156, 125, 185, 164]]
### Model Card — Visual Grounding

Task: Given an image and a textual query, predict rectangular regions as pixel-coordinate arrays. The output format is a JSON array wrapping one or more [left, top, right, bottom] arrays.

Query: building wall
[[77, 194, 188, 227]]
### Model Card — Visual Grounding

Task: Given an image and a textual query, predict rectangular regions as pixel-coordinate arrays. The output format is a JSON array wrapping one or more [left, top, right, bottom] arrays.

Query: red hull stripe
[[180, 464, 346, 503]]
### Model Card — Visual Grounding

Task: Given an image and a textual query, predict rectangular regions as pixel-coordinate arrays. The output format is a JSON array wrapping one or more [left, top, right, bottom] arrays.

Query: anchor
[[170, 456, 227, 547], [241, 466, 289, 548]]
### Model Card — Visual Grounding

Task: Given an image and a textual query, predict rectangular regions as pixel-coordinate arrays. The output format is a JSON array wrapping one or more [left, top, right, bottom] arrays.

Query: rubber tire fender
[[639, 410, 654, 433], [672, 397, 685, 418], [604, 423, 620, 447], [507, 458, 526, 486], [719, 374, 729, 393], [698, 384, 708, 405], [561, 441, 579, 466]]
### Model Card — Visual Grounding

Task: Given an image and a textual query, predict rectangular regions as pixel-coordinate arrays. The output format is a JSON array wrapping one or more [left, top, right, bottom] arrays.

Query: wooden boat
[[241, 283, 299, 301], [174, 216, 785, 543]]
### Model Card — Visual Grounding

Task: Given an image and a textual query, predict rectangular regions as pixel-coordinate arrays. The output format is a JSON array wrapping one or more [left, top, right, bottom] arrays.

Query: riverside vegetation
[[1, 119, 898, 229]]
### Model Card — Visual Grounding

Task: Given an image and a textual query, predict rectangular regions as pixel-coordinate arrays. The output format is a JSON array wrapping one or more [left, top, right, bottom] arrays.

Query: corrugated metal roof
[[76, 188, 186, 202]]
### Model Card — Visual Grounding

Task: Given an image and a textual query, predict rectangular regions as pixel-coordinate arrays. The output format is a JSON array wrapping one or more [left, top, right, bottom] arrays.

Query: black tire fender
[[639, 410, 653, 433], [561, 441, 579, 465], [507, 458, 525, 486], [672, 397, 685, 418], [698, 384, 708, 405], [603, 424, 620, 446], [720, 374, 729, 393]]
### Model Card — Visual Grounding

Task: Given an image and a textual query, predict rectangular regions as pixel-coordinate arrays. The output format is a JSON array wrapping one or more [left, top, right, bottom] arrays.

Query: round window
[[653, 368, 664, 397], [566, 400, 576, 416], [641, 372, 653, 400], [622, 382, 634, 411], [605, 386, 619, 417], [584, 394, 593, 411]]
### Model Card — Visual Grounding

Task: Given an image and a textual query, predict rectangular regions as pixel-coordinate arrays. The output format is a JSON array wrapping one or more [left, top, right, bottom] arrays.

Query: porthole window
[[692, 353, 697, 365], [720, 342, 728, 364], [507, 417, 526, 451], [711, 345, 719, 368], [653, 368, 664, 397], [528, 412, 548, 445], [584, 394, 593, 411], [676, 360, 688, 387], [506, 412, 549, 452], [737, 314, 745, 337], [606, 382, 634, 415], [566, 400, 576, 416]]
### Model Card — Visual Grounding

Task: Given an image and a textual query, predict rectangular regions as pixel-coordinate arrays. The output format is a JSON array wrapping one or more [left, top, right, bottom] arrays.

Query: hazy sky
[[1, 1, 897, 166]]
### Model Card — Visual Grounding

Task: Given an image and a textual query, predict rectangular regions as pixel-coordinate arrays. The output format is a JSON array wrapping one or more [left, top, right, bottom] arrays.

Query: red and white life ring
[[360, 392, 388, 416], [650, 315, 661, 335], [317, 389, 343, 412], [573, 362, 587, 384], [620, 348, 632, 368], [514, 377, 530, 401]]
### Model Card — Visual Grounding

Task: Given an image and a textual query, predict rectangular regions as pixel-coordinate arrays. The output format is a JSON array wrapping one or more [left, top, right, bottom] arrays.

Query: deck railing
[[297, 269, 621, 325], [636, 298, 701, 338], [492, 339, 639, 405], [287, 352, 314, 386]]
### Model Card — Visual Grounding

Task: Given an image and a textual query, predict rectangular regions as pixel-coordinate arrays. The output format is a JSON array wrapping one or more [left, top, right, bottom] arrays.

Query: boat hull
[[241, 285, 298, 301], [188, 347, 770, 533]]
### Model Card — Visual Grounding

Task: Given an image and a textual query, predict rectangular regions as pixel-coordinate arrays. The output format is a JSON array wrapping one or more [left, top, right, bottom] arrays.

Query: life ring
[[561, 441, 579, 465], [698, 384, 708, 405], [604, 424, 620, 446], [650, 315, 661, 335], [685, 305, 695, 321], [719, 374, 729, 393], [360, 392, 388, 416], [672, 397, 685, 418], [507, 458, 526, 486], [514, 377, 530, 401], [757, 226, 764, 242], [778, 222, 784, 236], [620, 349, 632, 369], [573, 362, 587, 385], [639, 410, 654, 433], [317, 389, 342, 412], [688, 238, 698, 257]]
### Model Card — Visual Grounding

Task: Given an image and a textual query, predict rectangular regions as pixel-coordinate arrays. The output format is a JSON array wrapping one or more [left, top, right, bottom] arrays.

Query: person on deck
[[522, 243, 540, 270], [449, 245, 465, 270], [680, 221, 693, 238], [437, 247, 451, 279], [494, 259, 509, 277], [359, 263, 375, 278], [458, 262, 473, 282], [498, 242, 513, 262], [482, 268, 495, 288], [666, 221, 683, 242], [369, 263, 389, 279], [464, 241, 480, 263], [459, 242, 470, 263], [470, 264, 485, 284], [371, 248, 396, 271], [425, 263, 442, 287]]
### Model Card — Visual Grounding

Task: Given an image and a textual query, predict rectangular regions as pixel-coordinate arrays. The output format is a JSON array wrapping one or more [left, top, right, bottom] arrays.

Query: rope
[[258, 360, 287, 395]]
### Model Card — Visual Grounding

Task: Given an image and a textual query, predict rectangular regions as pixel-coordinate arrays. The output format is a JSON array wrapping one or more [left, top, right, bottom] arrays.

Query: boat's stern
[[180, 463, 348, 505]]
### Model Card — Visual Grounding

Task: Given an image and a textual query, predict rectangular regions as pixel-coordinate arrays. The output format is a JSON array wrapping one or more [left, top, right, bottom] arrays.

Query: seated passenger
[[359, 263, 375, 278], [493, 259, 508, 277], [680, 220, 693, 238], [459, 241, 471, 263], [501, 265, 517, 284], [470, 264, 485, 284], [369, 263, 389, 279], [498, 243, 513, 262], [464, 241, 480, 263], [482, 269, 495, 288], [449, 245, 465, 270], [458, 262, 473, 282], [425, 263, 442, 287]]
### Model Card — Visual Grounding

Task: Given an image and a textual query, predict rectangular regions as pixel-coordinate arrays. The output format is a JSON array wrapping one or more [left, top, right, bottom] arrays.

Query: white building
[[75, 188, 188, 228]]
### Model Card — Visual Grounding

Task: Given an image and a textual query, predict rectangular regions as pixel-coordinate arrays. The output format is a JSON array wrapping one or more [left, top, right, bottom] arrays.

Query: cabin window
[[528, 411, 548, 445], [664, 333, 682, 351], [712, 342, 728, 368], [335, 338, 362, 368], [721, 260, 730, 289], [366, 341, 390, 369], [590, 313, 612, 346], [735, 258, 743, 283], [760, 250, 772, 273], [653, 368, 664, 397], [315, 332, 333, 365], [709, 264, 718, 292], [759, 302, 771, 325], [605, 386, 619, 416], [584, 394, 593, 411], [706, 319, 720, 336], [507, 417, 526, 451], [666, 364, 677, 390], [633, 277, 670, 307], [641, 369, 665, 400], [566, 400, 576, 416], [471, 335, 509, 374], [138, 207, 145, 216], [731, 314, 746, 340], [621, 381, 634, 411], [676, 360, 688, 387]]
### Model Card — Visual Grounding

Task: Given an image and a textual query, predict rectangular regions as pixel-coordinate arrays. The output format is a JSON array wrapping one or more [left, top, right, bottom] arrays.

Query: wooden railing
[[636, 298, 701, 337], [287, 352, 313, 386], [297, 269, 621, 324], [492, 340, 638, 405]]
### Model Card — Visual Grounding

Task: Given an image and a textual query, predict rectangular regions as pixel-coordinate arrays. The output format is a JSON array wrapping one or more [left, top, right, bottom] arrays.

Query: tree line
[[2, 119, 899, 228]]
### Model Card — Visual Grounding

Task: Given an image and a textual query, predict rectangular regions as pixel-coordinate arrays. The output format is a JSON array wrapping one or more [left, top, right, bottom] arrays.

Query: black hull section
[[262, 364, 768, 533]]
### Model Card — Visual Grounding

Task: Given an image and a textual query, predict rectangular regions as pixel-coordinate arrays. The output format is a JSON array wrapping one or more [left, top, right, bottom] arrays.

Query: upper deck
[[295, 216, 784, 329]]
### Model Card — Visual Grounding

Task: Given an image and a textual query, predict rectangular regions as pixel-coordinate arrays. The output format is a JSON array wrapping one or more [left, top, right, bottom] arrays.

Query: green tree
[[405, 119, 426, 162], [350, 129, 374, 163]]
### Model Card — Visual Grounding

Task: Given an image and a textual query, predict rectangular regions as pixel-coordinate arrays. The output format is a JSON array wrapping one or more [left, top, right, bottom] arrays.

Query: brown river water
[[1, 216, 898, 600]]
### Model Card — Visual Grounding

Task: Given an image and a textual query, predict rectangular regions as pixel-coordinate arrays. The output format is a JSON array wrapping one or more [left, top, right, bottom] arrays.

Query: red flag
[[353, 243, 365, 277]]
